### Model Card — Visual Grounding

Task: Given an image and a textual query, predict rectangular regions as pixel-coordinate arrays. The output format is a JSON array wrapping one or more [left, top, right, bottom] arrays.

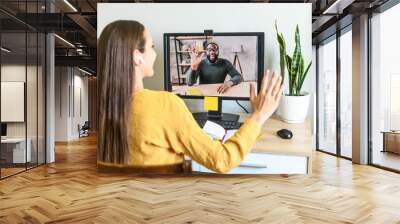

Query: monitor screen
[[164, 32, 264, 100]]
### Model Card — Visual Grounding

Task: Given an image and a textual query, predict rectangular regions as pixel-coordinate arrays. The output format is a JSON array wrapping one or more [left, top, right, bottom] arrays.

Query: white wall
[[1, 65, 41, 137], [55, 67, 69, 141], [55, 67, 89, 141], [97, 3, 313, 116], [1, 66, 26, 126]]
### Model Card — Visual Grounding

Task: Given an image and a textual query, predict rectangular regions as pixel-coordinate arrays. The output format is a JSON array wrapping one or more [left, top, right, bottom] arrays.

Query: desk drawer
[[190, 153, 308, 174]]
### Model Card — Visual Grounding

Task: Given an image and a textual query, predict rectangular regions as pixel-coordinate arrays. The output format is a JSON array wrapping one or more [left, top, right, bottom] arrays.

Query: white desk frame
[[1, 138, 32, 163]]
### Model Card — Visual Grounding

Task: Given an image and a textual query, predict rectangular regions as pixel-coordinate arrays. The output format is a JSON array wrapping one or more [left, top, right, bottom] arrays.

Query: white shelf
[[190, 153, 308, 174]]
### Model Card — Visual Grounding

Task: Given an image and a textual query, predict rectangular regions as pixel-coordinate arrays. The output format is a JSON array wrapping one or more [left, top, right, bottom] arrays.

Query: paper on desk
[[203, 120, 225, 140], [202, 120, 238, 143], [222, 130, 237, 143]]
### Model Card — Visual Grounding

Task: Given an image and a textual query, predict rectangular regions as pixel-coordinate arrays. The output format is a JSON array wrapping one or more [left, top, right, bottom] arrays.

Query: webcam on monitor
[[204, 29, 213, 36]]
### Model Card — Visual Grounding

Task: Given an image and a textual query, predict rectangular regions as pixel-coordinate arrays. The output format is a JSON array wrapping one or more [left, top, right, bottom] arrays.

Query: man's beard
[[207, 54, 218, 63]]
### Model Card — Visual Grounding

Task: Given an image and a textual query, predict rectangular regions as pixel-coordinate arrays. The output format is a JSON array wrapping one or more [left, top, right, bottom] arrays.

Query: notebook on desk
[[202, 120, 238, 143]]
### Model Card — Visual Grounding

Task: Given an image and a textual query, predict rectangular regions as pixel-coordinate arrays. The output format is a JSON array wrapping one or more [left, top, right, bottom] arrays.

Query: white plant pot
[[278, 92, 310, 124]]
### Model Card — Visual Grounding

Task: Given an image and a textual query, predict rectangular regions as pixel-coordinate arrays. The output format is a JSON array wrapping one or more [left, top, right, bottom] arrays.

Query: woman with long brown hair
[[97, 20, 283, 173]]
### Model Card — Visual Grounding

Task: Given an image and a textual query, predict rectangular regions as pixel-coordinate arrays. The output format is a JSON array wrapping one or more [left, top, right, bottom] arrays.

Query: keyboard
[[195, 119, 243, 130]]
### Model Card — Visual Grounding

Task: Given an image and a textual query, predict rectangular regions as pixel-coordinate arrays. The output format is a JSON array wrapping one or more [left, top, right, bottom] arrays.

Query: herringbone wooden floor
[[1, 135, 400, 224]]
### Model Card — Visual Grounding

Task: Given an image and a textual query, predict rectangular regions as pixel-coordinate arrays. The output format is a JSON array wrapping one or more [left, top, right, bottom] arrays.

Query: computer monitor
[[1, 123, 7, 138], [164, 32, 264, 122]]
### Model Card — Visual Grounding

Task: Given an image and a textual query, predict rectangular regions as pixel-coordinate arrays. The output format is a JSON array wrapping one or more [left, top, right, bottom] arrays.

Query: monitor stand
[[192, 111, 239, 122], [192, 97, 240, 122]]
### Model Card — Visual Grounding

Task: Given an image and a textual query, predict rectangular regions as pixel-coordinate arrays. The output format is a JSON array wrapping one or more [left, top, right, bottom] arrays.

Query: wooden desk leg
[[382, 133, 386, 153]]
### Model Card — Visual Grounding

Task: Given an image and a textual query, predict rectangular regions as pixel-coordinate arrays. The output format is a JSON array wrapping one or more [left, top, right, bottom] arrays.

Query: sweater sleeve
[[167, 95, 261, 173], [188, 60, 203, 86], [187, 68, 200, 86]]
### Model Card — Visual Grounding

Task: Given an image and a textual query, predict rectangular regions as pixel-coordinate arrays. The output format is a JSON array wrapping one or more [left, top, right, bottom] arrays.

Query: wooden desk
[[382, 131, 400, 154], [190, 114, 313, 174], [172, 81, 256, 98], [246, 116, 312, 157]]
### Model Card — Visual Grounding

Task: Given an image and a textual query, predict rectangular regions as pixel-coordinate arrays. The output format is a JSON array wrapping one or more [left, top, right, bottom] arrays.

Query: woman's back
[[129, 89, 185, 166]]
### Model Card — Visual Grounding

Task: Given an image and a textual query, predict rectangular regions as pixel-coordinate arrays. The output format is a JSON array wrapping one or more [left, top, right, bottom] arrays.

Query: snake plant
[[275, 22, 312, 96]]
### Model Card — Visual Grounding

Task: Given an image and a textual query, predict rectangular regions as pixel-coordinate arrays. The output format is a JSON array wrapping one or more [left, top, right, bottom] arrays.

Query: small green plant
[[275, 22, 312, 96]]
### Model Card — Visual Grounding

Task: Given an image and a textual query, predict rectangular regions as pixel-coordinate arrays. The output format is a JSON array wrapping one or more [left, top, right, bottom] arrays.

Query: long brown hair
[[97, 20, 146, 164]]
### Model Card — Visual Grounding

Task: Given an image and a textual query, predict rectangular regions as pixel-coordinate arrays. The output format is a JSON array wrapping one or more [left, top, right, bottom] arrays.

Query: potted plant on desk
[[275, 22, 312, 123]]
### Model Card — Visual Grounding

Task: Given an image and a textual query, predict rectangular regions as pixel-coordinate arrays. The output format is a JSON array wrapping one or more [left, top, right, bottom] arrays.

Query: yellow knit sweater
[[97, 89, 261, 173]]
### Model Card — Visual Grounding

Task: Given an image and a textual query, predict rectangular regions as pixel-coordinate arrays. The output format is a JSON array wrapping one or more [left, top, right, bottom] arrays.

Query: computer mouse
[[277, 129, 293, 140]]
